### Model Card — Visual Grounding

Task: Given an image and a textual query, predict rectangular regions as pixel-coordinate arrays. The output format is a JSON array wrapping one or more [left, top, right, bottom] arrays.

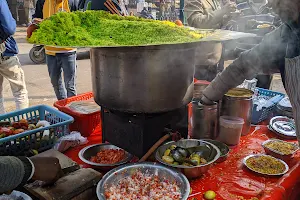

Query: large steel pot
[[90, 43, 199, 113]]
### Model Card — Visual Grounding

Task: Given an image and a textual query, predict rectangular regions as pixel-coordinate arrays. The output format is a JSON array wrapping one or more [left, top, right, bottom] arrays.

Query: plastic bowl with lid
[[218, 116, 244, 146]]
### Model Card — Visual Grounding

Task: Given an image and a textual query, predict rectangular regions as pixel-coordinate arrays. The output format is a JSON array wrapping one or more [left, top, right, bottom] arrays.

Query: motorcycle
[[29, 44, 46, 64]]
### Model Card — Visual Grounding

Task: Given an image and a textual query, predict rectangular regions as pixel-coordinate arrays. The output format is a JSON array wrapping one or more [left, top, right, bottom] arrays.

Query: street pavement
[[3, 27, 286, 112]]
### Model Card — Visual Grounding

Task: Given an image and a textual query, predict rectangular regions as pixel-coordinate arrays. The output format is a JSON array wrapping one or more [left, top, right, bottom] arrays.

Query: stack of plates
[[268, 116, 296, 139], [275, 97, 293, 118]]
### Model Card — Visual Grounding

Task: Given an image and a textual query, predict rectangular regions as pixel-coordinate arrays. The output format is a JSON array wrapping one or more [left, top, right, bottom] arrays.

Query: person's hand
[[27, 23, 39, 38], [33, 18, 43, 24], [200, 96, 215, 105], [222, 2, 237, 14], [30, 157, 63, 184]]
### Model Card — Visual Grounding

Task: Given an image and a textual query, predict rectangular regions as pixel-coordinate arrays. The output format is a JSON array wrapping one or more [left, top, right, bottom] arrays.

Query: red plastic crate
[[54, 92, 101, 137]]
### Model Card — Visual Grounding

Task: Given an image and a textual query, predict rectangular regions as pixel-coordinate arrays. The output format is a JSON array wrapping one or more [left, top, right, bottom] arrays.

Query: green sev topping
[[28, 10, 209, 47]]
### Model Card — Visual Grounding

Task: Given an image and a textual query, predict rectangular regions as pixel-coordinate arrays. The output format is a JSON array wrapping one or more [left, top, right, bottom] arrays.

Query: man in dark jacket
[[202, 0, 300, 144], [0, 0, 29, 113], [0, 156, 62, 193], [184, 0, 236, 81]]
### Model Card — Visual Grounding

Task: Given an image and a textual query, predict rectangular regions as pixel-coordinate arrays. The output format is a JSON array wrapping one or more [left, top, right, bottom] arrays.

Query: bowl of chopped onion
[[79, 144, 133, 171], [96, 162, 190, 200]]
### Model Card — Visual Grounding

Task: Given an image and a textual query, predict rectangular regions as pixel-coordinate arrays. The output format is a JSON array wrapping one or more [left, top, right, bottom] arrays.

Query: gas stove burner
[[101, 107, 188, 158]]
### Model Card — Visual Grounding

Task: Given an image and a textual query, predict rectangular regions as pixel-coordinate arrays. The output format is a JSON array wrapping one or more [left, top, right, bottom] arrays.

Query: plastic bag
[[0, 190, 31, 200], [54, 131, 88, 152]]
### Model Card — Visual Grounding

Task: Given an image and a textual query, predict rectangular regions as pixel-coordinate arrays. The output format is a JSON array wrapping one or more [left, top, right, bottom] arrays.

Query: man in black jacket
[[202, 0, 300, 144], [0, 156, 62, 193]]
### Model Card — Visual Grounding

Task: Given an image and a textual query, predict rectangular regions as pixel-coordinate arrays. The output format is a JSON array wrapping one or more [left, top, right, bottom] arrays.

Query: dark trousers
[[46, 53, 77, 100]]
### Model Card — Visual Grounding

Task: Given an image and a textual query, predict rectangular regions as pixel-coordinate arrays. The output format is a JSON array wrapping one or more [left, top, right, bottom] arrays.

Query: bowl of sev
[[262, 139, 299, 161], [243, 154, 289, 176]]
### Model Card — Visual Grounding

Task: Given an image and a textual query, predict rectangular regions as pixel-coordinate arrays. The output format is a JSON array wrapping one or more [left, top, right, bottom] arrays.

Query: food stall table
[[188, 125, 300, 200], [64, 125, 300, 200]]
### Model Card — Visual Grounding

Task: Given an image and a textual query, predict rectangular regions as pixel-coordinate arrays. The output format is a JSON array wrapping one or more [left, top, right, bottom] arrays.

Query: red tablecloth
[[188, 126, 300, 200], [64, 125, 300, 200]]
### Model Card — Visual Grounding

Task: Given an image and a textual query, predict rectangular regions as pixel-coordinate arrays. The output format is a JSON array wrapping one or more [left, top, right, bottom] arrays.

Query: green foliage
[[28, 11, 207, 47]]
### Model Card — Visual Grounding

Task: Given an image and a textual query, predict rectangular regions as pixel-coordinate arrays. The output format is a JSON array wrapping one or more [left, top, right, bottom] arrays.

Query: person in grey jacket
[[184, 0, 236, 81], [201, 0, 300, 144], [0, 156, 62, 193]]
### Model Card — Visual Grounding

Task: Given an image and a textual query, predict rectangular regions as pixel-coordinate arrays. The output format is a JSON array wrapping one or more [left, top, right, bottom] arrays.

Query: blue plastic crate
[[252, 88, 285, 124], [0, 105, 74, 156]]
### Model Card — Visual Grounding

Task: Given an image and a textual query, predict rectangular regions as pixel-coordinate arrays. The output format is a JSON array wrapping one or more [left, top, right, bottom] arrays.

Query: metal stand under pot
[[90, 43, 198, 158]]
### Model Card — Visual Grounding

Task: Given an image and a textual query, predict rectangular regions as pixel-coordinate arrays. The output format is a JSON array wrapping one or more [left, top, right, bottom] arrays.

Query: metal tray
[[243, 154, 289, 176], [262, 139, 299, 160], [32, 29, 256, 48], [268, 125, 297, 140], [269, 116, 296, 138]]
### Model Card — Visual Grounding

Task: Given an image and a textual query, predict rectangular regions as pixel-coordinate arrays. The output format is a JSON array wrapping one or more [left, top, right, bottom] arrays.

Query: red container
[[54, 92, 101, 137]]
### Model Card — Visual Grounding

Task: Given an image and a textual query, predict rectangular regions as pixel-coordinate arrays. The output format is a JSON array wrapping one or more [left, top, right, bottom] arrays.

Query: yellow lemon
[[204, 190, 216, 200]]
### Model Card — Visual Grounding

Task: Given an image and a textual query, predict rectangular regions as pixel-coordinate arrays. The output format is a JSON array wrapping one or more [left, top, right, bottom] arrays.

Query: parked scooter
[[29, 44, 46, 64]]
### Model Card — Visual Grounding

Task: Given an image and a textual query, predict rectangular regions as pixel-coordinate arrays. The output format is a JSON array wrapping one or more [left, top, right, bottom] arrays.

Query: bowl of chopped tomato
[[79, 144, 133, 171]]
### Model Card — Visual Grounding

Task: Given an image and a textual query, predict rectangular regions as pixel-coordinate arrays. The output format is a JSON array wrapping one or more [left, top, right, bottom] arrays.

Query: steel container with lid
[[221, 88, 254, 136], [191, 100, 218, 139]]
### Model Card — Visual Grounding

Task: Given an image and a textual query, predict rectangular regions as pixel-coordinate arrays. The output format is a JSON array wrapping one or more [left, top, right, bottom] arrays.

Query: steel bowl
[[96, 162, 190, 200], [243, 154, 289, 176], [262, 139, 299, 161], [79, 144, 133, 171], [155, 139, 221, 179], [203, 139, 230, 163]]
